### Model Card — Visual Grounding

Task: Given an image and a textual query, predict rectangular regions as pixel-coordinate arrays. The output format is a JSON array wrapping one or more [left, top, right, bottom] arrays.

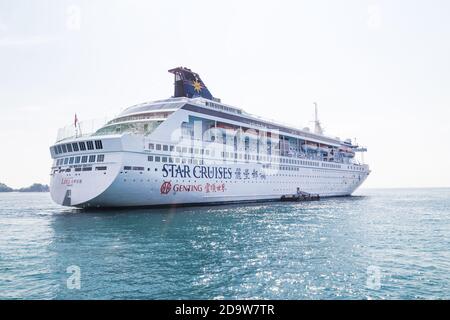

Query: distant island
[[0, 182, 49, 192]]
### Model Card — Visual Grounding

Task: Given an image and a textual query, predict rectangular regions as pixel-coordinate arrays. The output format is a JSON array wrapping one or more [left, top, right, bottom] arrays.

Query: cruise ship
[[49, 67, 370, 208]]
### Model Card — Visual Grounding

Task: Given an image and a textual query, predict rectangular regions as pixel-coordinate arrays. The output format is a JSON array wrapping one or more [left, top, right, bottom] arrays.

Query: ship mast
[[313, 102, 323, 135]]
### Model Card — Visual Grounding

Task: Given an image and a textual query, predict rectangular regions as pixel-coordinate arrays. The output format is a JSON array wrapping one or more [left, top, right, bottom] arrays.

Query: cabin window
[[124, 166, 132, 170], [88, 155, 96, 163], [72, 143, 79, 152], [69, 157, 74, 164], [133, 166, 144, 171], [82, 167, 92, 171], [155, 156, 160, 162], [170, 145, 174, 152], [163, 145, 168, 151], [75, 156, 81, 164], [64, 158, 69, 165], [148, 156, 153, 162], [81, 156, 88, 163], [156, 144, 161, 151], [149, 143, 154, 150], [79, 142, 86, 151], [95, 140, 103, 149], [87, 141, 94, 150], [97, 154, 104, 162], [95, 166, 107, 171]]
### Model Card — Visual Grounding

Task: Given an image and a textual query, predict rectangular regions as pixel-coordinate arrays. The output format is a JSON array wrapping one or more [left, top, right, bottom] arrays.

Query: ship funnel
[[168, 67, 213, 100]]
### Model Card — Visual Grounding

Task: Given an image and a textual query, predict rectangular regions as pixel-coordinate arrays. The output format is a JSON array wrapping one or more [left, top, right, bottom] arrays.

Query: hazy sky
[[1, 0, 449, 189]]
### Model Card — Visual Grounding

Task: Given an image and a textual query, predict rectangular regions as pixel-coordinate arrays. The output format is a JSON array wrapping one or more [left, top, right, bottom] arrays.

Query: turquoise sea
[[0, 188, 449, 299]]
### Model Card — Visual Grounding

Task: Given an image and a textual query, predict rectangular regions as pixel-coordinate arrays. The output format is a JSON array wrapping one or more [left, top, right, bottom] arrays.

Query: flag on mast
[[74, 114, 80, 137]]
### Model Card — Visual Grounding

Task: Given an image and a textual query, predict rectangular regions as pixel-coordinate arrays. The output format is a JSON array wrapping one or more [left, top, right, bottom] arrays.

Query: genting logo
[[160, 181, 172, 194]]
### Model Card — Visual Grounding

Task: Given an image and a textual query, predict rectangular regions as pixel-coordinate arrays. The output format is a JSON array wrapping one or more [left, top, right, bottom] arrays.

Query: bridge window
[[61, 144, 67, 153], [87, 141, 94, 150], [88, 155, 96, 163], [75, 156, 81, 164], [79, 142, 86, 151], [72, 143, 79, 152], [97, 155, 104, 162], [81, 156, 88, 163], [94, 140, 103, 149], [69, 157, 74, 164], [66, 144, 73, 153]]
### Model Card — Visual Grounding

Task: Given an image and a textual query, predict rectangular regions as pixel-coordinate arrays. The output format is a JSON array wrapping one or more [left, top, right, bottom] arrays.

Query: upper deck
[[52, 67, 367, 169]]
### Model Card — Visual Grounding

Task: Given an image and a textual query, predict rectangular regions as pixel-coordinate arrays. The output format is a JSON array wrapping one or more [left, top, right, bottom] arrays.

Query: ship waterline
[[49, 67, 370, 208]]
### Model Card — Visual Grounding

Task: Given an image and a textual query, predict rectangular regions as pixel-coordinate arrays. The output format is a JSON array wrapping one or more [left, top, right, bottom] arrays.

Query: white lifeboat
[[302, 142, 318, 152]]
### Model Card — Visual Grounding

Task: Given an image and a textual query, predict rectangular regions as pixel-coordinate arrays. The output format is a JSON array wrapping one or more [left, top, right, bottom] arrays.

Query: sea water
[[0, 188, 449, 299]]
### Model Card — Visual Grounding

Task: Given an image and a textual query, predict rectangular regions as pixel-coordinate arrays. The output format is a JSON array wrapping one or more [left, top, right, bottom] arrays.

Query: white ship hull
[[50, 136, 369, 208]]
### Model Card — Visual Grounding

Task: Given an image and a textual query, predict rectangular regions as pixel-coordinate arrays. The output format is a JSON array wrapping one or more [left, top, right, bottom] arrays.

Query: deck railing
[[55, 117, 110, 143]]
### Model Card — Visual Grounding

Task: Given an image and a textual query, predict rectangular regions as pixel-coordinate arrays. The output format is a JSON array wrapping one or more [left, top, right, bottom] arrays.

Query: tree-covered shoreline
[[0, 182, 49, 192]]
